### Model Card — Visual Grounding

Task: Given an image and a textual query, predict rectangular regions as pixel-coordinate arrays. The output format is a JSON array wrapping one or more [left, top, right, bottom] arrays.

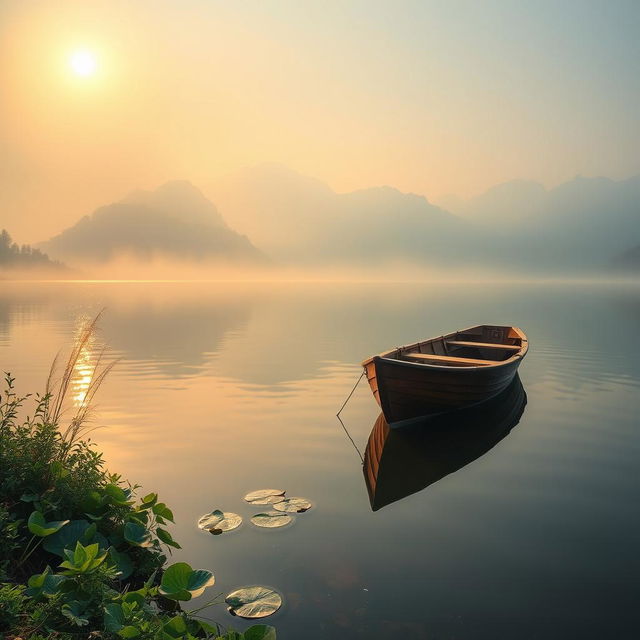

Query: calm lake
[[1, 281, 639, 639]]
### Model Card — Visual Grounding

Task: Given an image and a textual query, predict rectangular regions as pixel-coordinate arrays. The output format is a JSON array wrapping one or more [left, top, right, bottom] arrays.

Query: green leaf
[[140, 492, 158, 509], [103, 483, 131, 505], [163, 615, 189, 638], [27, 510, 70, 537], [61, 601, 90, 627], [119, 627, 141, 639], [225, 586, 282, 619], [197, 620, 220, 634], [153, 502, 174, 522], [127, 510, 149, 526], [50, 460, 70, 479], [104, 603, 125, 632], [81, 490, 103, 514], [26, 566, 66, 599], [159, 562, 215, 601], [157, 527, 181, 549], [82, 522, 98, 542], [108, 547, 134, 580], [124, 522, 154, 548], [59, 541, 107, 575], [122, 589, 146, 606], [244, 625, 277, 640], [43, 519, 108, 557]]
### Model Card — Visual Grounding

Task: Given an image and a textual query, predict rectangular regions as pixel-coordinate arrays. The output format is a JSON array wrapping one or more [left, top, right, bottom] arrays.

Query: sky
[[1, 0, 639, 243]]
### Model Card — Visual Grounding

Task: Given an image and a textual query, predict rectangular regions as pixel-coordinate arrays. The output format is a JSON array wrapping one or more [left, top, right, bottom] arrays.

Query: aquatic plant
[[0, 316, 276, 639]]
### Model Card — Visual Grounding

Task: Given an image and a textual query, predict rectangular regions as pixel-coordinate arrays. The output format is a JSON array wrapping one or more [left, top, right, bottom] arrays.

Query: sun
[[69, 50, 97, 76]]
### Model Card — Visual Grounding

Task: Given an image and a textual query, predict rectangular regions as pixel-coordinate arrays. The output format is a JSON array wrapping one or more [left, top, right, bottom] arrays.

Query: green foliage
[[0, 369, 277, 639], [0, 582, 27, 630], [159, 562, 216, 601], [59, 541, 109, 575], [43, 518, 109, 556], [28, 510, 70, 537]]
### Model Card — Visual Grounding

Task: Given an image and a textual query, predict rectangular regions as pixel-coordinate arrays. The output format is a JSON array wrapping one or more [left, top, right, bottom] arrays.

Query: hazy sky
[[1, 0, 639, 242]]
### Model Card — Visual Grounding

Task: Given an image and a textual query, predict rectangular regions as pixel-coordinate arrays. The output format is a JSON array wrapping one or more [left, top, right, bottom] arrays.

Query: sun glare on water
[[69, 50, 97, 76]]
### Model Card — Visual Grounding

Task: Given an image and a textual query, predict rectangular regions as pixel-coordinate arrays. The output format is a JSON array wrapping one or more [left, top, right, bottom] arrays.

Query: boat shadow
[[363, 374, 527, 511]]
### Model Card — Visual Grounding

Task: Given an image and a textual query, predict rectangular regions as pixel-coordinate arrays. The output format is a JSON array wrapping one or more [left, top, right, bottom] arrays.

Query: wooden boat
[[361, 325, 528, 427], [363, 375, 527, 510]]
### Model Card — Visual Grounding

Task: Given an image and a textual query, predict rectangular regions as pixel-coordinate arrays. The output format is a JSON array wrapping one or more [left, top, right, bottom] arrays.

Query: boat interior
[[387, 325, 526, 368]]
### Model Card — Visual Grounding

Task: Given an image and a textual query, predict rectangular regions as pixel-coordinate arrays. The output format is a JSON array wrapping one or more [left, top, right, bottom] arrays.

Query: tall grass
[[44, 310, 118, 450]]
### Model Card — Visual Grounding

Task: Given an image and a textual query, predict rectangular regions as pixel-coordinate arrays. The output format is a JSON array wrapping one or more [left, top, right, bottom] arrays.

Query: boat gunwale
[[362, 325, 529, 371]]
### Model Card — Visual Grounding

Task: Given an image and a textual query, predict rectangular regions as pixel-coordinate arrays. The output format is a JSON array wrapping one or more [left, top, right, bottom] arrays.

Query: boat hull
[[363, 375, 527, 510], [364, 354, 522, 428]]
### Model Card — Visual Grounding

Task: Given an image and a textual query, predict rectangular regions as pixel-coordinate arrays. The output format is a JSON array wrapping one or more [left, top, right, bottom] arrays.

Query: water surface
[[1, 281, 638, 639]]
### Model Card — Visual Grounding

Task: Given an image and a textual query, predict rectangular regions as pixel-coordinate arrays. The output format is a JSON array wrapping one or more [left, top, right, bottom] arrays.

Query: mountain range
[[28, 165, 640, 275], [213, 165, 640, 272]]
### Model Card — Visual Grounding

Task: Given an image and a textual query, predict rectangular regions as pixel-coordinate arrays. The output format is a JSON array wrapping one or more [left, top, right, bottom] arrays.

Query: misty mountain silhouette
[[214, 165, 640, 271], [40, 181, 266, 265], [38, 168, 640, 274], [440, 175, 640, 269], [213, 163, 466, 264]]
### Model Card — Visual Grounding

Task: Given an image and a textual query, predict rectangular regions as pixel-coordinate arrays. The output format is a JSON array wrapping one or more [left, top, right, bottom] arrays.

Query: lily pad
[[273, 497, 312, 513], [225, 586, 282, 619], [250, 511, 292, 529], [197, 510, 242, 534], [243, 489, 286, 505]]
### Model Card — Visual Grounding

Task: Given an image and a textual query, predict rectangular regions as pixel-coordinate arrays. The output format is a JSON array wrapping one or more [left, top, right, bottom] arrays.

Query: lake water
[[1, 281, 639, 639]]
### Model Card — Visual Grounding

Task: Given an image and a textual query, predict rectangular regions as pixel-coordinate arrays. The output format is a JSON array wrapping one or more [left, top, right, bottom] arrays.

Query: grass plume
[[44, 309, 118, 447]]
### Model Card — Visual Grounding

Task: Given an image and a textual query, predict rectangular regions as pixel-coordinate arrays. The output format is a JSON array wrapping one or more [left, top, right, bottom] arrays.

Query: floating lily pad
[[250, 511, 293, 529], [273, 497, 312, 513], [225, 586, 282, 619], [197, 510, 242, 534], [243, 489, 285, 505]]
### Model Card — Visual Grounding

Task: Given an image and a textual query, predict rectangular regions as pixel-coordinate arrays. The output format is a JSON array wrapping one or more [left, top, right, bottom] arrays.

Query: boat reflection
[[363, 375, 527, 511]]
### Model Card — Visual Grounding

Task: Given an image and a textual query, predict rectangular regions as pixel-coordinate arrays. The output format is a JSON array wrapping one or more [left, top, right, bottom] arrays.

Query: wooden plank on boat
[[446, 340, 521, 351], [404, 353, 496, 366]]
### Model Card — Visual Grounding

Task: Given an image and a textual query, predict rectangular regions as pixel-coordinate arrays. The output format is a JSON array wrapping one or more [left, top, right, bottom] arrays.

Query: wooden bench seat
[[447, 340, 521, 351], [403, 352, 497, 366]]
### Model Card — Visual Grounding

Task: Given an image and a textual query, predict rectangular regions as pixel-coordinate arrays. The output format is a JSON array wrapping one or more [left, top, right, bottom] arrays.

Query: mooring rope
[[335, 370, 366, 464], [337, 413, 364, 464], [336, 370, 365, 417]]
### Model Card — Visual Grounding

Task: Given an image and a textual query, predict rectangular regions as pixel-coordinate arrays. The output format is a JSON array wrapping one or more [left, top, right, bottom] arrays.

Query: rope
[[337, 413, 364, 464], [335, 370, 366, 464], [336, 370, 365, 417]]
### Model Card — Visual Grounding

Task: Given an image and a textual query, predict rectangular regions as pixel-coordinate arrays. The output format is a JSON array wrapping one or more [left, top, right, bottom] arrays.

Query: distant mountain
[[37, 169, 640, 275], [212, 164, 468, 265], [0, 229, 66, 274], [439, 180, 547, 228], [41, 181, 266, 265], [437, 175, 640, 270]]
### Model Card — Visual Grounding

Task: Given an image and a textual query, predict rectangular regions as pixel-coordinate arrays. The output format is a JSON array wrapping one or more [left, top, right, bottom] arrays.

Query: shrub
[[0, 316, 276, 639]]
